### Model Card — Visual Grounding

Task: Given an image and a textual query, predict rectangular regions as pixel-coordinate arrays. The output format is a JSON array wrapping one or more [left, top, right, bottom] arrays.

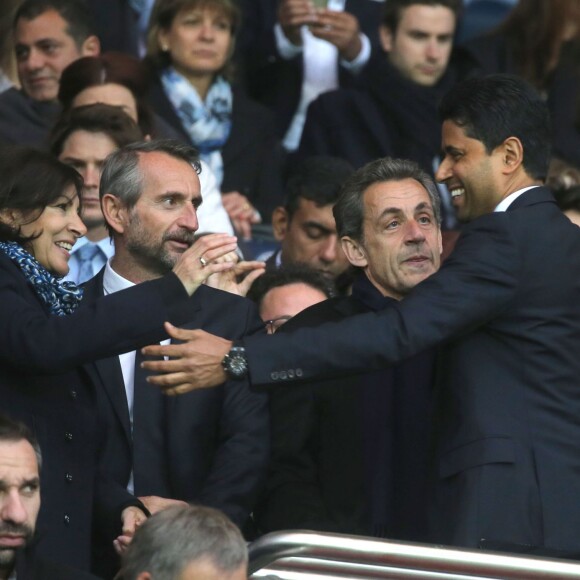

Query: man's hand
[[141, 324, 232, 395], [222, 191, 261, 240], [278, 0, 317, 46], [172, 233, 238, 295], [113, 506, 148, 556], [138, 496, 188, 516], [206, 258, 265, 297], [310, 9, 362, 61]]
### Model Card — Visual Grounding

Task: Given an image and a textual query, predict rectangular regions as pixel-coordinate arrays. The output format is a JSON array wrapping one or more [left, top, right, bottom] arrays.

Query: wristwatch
[[222, 346, 248, 379]]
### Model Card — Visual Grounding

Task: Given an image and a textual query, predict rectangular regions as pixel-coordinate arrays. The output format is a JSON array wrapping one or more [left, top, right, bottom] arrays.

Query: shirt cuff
[[275, 22, 304, 59], [340, 32, 370, 73]]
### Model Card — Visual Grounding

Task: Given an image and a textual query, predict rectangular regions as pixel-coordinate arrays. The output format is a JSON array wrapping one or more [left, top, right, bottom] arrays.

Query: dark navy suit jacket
[[83, 272, 270, 575], [255, 274, 434, 540], [0, 254, 193, 570], [242, 188, 580, 556]]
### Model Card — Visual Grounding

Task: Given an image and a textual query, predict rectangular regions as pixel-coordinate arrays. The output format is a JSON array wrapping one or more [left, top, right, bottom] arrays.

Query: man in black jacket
[[255, 157, 441, 539]]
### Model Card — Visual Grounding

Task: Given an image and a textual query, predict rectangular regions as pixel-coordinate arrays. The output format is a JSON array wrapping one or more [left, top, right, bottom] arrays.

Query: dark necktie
[[132, 348, 170, 496]]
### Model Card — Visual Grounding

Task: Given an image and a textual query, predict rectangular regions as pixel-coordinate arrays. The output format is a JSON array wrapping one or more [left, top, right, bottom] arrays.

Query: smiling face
[[14, 9, 98, 102], [158, 6, 233, 81], [109, 151, 202, 281], [436, 120, 505, 223], [342, 178, 441, 299], [379, 4, 455, 86], [14, 188, 86, 276], [0, 439, 41, 575], [71, 83, 139, 122], [58, 130, 118, 235]]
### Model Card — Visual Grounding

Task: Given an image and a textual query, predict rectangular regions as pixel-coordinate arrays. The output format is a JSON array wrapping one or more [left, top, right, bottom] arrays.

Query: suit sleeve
[[0, 266, 191, 373], [244, 213, 521, 385]]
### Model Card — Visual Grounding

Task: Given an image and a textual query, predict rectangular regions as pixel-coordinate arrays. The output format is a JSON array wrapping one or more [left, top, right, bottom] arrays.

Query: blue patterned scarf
[[0, 241, 83, 316], [161, 67, 232, 187]]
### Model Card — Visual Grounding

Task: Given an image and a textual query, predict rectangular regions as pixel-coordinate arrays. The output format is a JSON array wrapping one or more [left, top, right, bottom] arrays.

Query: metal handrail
[[248, 531, 580, 579]]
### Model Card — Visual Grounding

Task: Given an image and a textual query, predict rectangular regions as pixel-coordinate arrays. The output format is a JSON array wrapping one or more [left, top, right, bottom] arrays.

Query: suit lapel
[[82, 273, 132, 443]]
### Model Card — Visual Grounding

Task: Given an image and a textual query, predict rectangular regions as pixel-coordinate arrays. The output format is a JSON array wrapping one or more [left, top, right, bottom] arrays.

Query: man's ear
[[101, 193, 127, 235], [499, 136, 524, 174], [271, 207, 289, 242], [341, 236, 368, 268], [80, 35, 100, 57], [379, 24, 394, 53]]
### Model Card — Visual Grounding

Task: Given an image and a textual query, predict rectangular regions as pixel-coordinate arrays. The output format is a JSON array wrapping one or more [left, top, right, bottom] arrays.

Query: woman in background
[[146, 0, 285, 239]]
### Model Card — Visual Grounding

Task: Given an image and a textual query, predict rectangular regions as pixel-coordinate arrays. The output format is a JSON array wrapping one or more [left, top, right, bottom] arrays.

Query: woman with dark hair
[[146, 0, 285, 239], [460, 0, 580, 165], [0, 146, 235, 571], [58, 51, 157, 137]]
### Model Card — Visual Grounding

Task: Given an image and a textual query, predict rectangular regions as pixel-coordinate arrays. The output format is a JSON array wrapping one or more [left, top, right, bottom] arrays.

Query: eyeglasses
[[264, 315, 293, 334]]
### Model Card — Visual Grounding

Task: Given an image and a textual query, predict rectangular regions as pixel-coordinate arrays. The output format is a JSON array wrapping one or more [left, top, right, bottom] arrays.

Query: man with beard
[[82, 140, 269, 578], [0, 415, 97, 579]]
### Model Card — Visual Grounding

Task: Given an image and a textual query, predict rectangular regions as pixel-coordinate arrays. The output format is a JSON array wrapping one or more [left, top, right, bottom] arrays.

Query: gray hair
[[99, 138, 201, 208], [334, 157, 441, 242], [120, 504, 248, 580]]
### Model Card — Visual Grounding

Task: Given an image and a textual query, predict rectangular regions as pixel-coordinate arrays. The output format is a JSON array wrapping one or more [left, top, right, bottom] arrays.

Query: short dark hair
[[334, 157, 441, 243], [14, 0, 96, 49], [247, 263, 337, 308], [283, 156, 354, 220], [0, 414, 42, 470], [58, 52, 156, 137], [0, 146, 83, 244], [438, 74, 552, 180], [49, 103, 144, 158], [382, 0, 462, 32], [120, 505, 247, 580]]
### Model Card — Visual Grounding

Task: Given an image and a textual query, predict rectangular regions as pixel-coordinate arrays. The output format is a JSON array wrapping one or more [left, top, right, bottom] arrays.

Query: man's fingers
[[165, 323, 208, 342], [238, 267, 265, 295], [141, 358, 184, 373]]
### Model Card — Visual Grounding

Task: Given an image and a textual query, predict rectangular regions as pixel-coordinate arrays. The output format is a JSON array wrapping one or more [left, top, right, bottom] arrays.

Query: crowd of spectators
[[2, 0, 580, 578]]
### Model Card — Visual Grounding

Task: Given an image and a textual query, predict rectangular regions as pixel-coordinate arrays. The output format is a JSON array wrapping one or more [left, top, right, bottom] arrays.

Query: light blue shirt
[[63, 236, 115, 284]]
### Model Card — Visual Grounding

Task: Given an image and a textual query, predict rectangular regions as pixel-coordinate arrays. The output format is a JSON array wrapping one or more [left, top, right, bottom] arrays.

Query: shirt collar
[[103, 259, 135, 295], [494, 185, 539, 212]]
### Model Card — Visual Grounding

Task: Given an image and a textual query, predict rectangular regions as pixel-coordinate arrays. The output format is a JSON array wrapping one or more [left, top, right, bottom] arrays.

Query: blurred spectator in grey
[[0, 0, 100, 145], [119, 505, 247, 580]]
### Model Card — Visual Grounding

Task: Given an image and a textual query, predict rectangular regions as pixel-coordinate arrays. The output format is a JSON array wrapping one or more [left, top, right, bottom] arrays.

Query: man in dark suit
[[255, 158, 439, 539], [83, 140, 269, 577], [144, 75, 580, 558]]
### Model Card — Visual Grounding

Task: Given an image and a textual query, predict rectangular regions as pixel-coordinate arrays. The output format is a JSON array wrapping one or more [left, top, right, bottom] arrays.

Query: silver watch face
[[224, 348, 247, 378]]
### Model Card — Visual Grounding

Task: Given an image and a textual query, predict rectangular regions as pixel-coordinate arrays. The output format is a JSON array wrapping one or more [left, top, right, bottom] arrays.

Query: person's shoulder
[[281, 296, 353, 332]]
